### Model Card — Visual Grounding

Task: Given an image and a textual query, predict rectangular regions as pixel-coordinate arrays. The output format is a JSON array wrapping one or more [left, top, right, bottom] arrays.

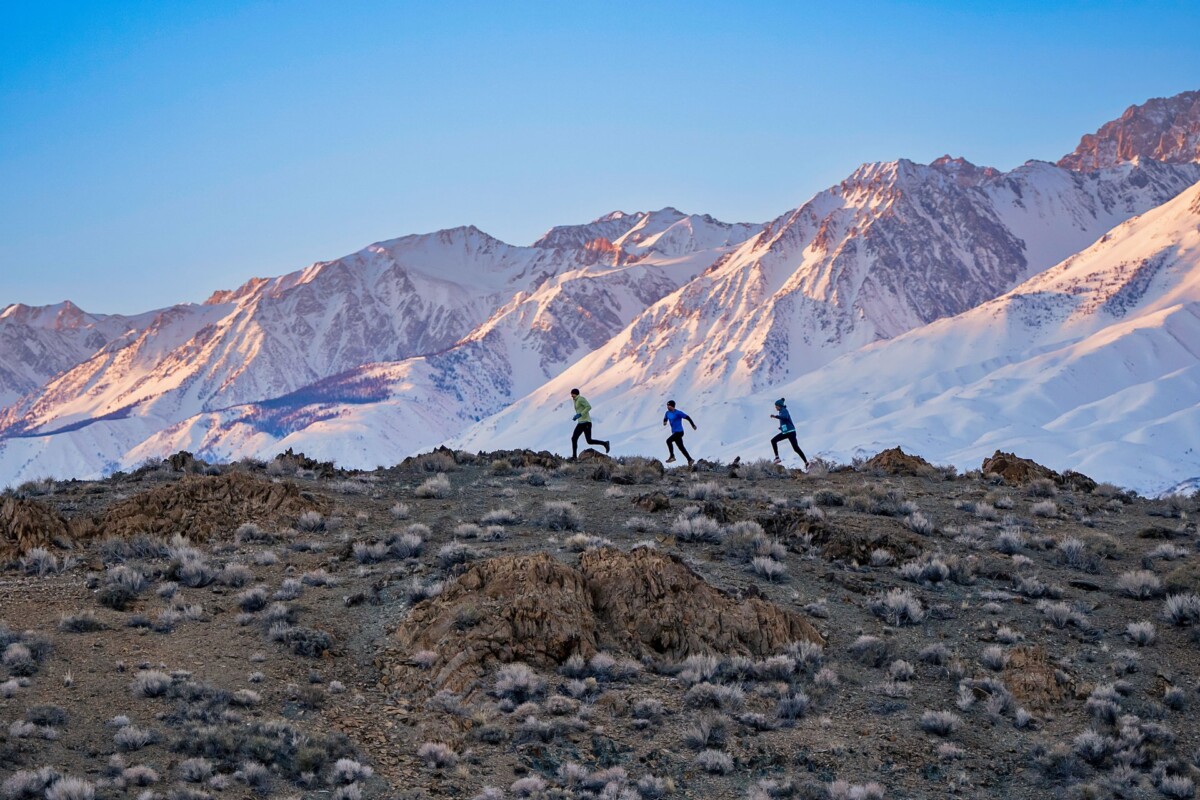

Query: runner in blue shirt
[[770, 398, 810, 469], [662, 400, 697, 466]]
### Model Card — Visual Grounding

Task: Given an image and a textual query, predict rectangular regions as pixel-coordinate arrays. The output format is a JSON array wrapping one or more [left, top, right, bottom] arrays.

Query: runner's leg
[[676, 434, 692, 463], [787, 432, 809, 466], [571, 424, 585, 458]]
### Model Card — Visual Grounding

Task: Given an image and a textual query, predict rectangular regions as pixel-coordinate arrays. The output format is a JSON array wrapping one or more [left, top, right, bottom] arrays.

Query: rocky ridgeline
[[0, 446, 1198, 800]]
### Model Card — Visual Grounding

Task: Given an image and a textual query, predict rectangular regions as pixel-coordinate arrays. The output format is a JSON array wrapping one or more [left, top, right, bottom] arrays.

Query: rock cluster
[[396, 547, 822, 693]]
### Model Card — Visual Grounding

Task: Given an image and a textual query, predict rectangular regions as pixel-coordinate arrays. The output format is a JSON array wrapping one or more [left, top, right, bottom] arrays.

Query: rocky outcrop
[[864, 446, 935, 476], [0, 497, 84, 561], [95, 473, 331, 541], [1059, 90, 1200, 170], [395, 548, 822, 693], [981, 451, 1060, 485], [580, 547, 822, 659]]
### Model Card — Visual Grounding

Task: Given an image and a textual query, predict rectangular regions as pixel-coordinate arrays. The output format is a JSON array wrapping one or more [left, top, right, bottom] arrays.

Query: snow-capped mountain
[[118, 156, 1200, 472], [732, 177, 1200, 496], [121, 211, 760, 465], [462, 177, 1200, 496], [453, 157, 1200, 454], [4, 90, 1200, 492], [0, 211, 758, 480], [1059, 90, 1200, 171], [0, 301, 150, 408]]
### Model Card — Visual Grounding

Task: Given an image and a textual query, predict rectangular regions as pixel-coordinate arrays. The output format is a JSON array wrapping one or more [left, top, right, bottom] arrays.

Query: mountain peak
[[0, 300, 94, 329], [1059, 89, 1200, 171]]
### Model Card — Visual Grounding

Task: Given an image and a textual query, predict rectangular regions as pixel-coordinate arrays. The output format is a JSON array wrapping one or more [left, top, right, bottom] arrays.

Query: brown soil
[[1006, 646, 1064, 710], [93, 472, 330, 541]]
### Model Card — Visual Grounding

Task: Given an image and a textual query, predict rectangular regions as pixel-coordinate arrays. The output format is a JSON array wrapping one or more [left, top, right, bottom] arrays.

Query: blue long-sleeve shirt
[[664, 408, 693, 433], [773, 406, 795, 433]]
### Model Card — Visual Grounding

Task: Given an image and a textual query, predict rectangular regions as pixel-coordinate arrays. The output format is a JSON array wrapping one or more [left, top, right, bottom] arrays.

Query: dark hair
[[570, 388, 580, 395], [666, 400, 676, 407]]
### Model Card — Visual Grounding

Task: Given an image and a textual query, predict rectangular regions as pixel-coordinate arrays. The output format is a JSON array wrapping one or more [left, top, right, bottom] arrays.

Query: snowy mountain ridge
[[4, 90, 1200, 493], [458, 177, 1200, 495]]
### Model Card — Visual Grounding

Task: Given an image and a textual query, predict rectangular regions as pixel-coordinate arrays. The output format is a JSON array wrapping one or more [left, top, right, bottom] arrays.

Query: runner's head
[[775, 398, 785, 409], [666, 400, 675, 409], [570, 388, 579, 397]]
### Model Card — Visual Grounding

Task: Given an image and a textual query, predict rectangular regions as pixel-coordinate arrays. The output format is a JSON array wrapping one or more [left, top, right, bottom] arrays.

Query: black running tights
[[571, 422, 608, 456], [771, 431, 807, 461], [666, 431, 691, 461]]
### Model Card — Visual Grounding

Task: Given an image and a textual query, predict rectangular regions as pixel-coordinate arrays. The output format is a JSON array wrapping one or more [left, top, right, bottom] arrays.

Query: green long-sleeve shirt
[[573, 395, 592, 423]]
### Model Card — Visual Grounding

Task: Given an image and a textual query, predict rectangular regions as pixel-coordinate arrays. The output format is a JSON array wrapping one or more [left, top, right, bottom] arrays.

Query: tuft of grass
[[898, 556, 949, 586], [564, 533, 613, 552], [437, 542, 477, 569], [129, 670, 172, 698], [482, 507, 520, 526], [114, 725, 155, 752], [20, 547, 60, 577], [694, 749, 734, 775], [216, 564, 254, 587], [669, 512, 722, 543], [1125, 620, 1157, 646], [59, 611, 105, 633], [493, 663, 545, 702], [237, 586, 269, 613], [870, 589, 925, 626], [1030, 500, 1058, 518], [919, 710, 961, 737], [1162, 593, 1200, 626], [387, 530, 424, 559], [44, 777, 95, 800], [541, 501, 583, 531], [750, 556, 786, 581], [177, 758, 213, 783], [352, 541, 388, 564], [1036, 600, 1086, 629], [329, 758, 374, 785], [684, 682, 745, 712], [979, 645, 1008, 672], [869, 549, 895, 567], [296, 511, 326, 532], [417, 742, 458, 769], [415, 473, 452, 499], [905, 511, 935, 535], [1116, 569, 1164, 599], [776, 691, 810, 722], [98, 565, 148, 610]]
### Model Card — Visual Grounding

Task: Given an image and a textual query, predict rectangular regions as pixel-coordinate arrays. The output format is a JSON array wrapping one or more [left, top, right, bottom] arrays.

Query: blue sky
[[2, 0, 1199, 314]]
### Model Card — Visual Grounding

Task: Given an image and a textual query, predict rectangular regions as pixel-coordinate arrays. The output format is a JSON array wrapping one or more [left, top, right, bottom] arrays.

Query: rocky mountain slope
[[455, 166, 1200, 491], [0, 211, 757, 482], [1059, 90, 1200, 170], [0, 302, 152, 408], [1, 449, 1198, 799]]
